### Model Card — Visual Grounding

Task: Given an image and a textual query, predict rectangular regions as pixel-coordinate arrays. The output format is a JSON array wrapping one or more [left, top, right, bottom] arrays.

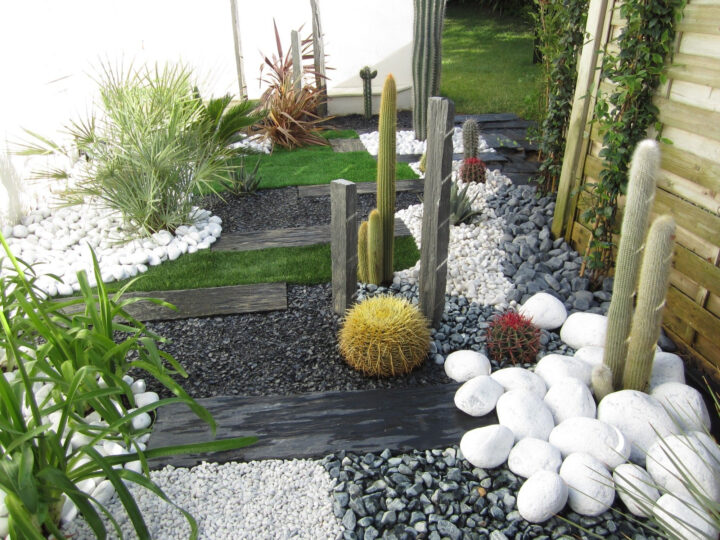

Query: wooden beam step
[[298, 179, 423, 198], [62, 283, 287, 322], [147, 384, 488, 467], [213, 218, 412, 252]]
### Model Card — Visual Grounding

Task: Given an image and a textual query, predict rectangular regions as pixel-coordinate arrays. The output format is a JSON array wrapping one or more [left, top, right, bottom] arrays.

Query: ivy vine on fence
[[533, 0, 588, 195], [581, 0, 686, 284]]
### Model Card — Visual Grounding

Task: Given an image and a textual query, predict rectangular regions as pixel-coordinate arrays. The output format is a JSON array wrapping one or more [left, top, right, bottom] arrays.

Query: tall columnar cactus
[[622, 215, 676, 392], [377, 74, 397, 284], [412, 0, 446, 141], [357, 220, 369, 283], [359, 66, 378, 120], [603, 140, 660, 390], [462, 118, 479, 160], [367, 209, 384, 285]]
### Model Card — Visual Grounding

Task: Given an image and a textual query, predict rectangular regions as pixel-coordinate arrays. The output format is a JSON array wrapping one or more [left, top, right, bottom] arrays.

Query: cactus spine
[[359, 66, 378, 120], [603, 140, 660, 390], [462, 118, 479, 159], [622, 215, 676, 392], [377, 74, 397, 284], [367, 210, 384, 285], [412, 0, 446, 141], [358, 220, 369, 283]]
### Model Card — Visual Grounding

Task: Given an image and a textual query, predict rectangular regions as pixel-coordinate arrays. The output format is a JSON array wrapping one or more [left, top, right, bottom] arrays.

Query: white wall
[[0, 0, 414, 225]]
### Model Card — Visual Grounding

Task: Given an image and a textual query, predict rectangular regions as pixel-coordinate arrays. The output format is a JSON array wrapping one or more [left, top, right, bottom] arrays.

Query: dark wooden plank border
[[147, 384, 492, 468]]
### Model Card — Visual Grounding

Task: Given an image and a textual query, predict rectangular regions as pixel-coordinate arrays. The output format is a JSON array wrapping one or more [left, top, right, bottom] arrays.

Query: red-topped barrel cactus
[[459, 157, 487, 183], [486, 310, 541, 366]]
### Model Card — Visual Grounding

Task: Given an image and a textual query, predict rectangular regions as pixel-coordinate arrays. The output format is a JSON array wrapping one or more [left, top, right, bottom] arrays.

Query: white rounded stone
[[597, 390, 681, 465], [648, 352, 685, 389], [507, 438, 563, 478], [646, 434, 720, 504], [444, 350, 491, 382], [134, 391, 160, 408], [534, 354, 592, 387], [573, 346, 605, 369], [517, 470, 568, 523], [130, 379, 146, 394], [543, 377, 596, 424], [60, 495, 78, 524], [560, 312, 608, 349], [560, 452, 615, 516], [496, 389, 555, 442], [0, 515, 7, 537], [549, 417, 631, 470], [490, 367, 547, 400], [650, 382, 711, 432], [459, 425, 515, 468], [90, 479, 116, 506], [653, 494, 720, 540], [454, 376, 504, 417], [613, 463, 660, 518], [130, 411, 153, 431], [518, 292, 567, 330], [12, 224, 29, 238]]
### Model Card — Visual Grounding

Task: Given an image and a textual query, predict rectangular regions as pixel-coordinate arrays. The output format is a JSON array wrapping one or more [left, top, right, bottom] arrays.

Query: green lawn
[[244, 130, 418, 190], [441, 5, 543, 121], [107, 236, 420, 292]]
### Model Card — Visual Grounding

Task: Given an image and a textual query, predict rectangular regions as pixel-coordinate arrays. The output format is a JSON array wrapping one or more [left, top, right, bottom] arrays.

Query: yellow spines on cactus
[[603, 139, 660, 390], [367, 209, 383, 286], [622, 215, 676, 392], [338, 295, 431, 377], [377, 74, 397, 284], [357, 220, 369, 283]]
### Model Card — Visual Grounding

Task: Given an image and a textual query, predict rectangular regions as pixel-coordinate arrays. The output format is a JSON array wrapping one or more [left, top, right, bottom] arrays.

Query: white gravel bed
[[0, 203, 221, 297], [232, 134, 272, 154], [360, 127, 493, 156], [61, 459, 343, 540], [394, 168, 514, 307]]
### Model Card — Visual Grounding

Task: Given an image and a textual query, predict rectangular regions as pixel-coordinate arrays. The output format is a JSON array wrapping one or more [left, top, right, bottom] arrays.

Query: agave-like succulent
[[450, 181, 482, 225]]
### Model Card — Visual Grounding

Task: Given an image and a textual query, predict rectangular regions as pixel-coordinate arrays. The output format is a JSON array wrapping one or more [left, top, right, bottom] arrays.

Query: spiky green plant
[[377, 74, 397, 284], [339, 295, 430, 377], [450, 182, 481, 225], [357, 220, 369, 283], [359, 66, 378, 120], [622, 215, 676, 391], [603, 140, 660, 390], [412, 0, 446, 141], [419, 152, 427, 175], [462, 118, 479, 159]]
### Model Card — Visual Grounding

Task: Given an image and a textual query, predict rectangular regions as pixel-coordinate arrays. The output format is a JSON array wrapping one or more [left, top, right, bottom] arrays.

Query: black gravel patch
[[201, 188, 422, 234]]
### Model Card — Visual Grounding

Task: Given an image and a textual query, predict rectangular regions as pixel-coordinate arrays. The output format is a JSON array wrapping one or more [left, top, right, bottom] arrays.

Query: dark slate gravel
[[201, 188, 422, 234], [322, 447, 663, 540]]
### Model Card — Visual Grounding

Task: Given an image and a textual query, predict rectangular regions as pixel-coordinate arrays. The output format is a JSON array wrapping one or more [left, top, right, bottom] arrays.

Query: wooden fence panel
[[553, 0, 720, 381]]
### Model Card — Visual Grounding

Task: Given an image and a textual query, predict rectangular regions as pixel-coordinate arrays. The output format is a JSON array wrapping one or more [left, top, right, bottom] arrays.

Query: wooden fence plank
[[653, 188, 720, 246], [677, 4, 720, 36], [552, 0, 614, 238], [667, 286, 720, 342], [655, 97, 720, 143], [659, 143, 720, 193], [667, 53, 720, 88]]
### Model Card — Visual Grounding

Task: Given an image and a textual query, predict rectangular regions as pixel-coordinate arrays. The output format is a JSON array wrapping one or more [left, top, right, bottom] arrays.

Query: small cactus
[[357, 221, 369, 283], [462, 119, 479, 160], [359, 66, 378, 120], [419, 152, 427, 175], [459, 157, 487, 183], [339, 295, 431, 377], [486, 310, 541, 366], [367, 209, 383, 285]]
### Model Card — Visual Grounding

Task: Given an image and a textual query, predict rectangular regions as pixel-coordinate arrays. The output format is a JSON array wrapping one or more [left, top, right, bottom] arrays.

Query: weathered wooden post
[[331, 179, 358, 315], [419, 97, 454, 326], [310, 0, 328, 117], [291, 30, 302, 93]]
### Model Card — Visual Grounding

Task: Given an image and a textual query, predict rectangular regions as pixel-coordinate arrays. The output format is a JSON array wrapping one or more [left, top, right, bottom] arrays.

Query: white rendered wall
[[0, 0, 414, 225]]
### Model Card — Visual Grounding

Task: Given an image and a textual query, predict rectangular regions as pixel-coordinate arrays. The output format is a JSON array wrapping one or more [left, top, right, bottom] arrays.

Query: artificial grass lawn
[[441, 5, 543, 121], [106, 235, 420, 292], [243, 130, 418, 190]]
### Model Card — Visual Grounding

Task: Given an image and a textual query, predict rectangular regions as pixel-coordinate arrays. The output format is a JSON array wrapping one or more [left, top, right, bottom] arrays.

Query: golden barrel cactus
[[339, 295, 431, 377]]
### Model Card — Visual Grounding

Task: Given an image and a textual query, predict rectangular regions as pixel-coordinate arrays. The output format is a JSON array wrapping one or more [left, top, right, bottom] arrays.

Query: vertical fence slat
[[419, 97, 454, 327], [291, 30, 302, 93], [331, 179, 358, 315]]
